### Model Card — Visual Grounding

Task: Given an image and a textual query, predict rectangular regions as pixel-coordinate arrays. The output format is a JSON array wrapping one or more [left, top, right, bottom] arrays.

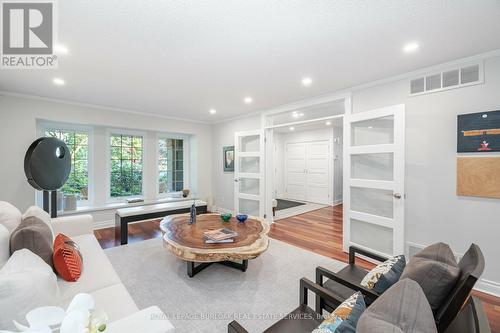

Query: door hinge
[[264, 214, 267, 218]]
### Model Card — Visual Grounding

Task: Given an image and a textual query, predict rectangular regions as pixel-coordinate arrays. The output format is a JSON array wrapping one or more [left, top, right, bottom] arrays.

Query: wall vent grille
[[409, 62, 483, 96]]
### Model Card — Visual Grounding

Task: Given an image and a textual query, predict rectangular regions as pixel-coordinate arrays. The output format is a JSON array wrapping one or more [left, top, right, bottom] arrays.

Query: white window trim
[[36, 120, 94, 207], [156, 132, 190, 198], [105, 128, 148, 203]]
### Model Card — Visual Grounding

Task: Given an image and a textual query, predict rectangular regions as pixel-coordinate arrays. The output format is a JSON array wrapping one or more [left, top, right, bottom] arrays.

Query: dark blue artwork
[[457, 110, 500, 153]]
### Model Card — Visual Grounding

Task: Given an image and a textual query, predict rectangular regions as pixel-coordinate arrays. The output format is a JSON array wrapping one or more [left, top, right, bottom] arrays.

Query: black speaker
[[24, 137, 72, 217]]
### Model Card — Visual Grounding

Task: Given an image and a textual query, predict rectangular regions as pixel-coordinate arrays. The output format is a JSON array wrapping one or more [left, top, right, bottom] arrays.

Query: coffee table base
[[187, 259, 249, 278]]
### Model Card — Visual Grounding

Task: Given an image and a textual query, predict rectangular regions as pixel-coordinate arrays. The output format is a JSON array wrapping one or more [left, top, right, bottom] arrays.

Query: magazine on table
[[203, 228, 238, 241]]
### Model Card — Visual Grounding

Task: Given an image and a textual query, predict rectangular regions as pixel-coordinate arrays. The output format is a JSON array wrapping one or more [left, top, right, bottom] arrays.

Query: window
[[110, 133, 143, 198], [44, 128, 89, 201], [158, 138, 184, 194]]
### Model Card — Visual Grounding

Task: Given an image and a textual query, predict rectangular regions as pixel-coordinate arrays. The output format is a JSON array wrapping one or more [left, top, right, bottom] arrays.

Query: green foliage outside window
[[110, 134, 143, 197], [158, 138, 184, 194], [45, 129, 89, 200]]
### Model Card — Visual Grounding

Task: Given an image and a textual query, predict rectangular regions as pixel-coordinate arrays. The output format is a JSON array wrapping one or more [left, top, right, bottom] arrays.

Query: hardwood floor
[[94, 205, 500, 332]]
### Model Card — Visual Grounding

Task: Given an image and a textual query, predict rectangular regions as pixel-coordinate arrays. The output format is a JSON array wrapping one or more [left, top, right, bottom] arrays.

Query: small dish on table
[[236, 214, 248, 223], [220, 213, 232, 222]]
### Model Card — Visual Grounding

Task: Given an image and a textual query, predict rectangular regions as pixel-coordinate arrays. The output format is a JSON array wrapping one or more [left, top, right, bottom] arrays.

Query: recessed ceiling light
[[292, 111, 305, 118], [289, 126, 295, 131], [301, 77, 313, 86], [403, 42, 419, 54], [209, 109, 217, 115], [325, 121, 332, 126], [53, 78, 65, 86], [54, 44, 68, 55], [244, 97, 253, 104]]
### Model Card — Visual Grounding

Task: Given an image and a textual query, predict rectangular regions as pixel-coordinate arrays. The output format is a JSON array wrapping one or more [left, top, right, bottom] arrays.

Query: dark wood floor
[[94, 206, 500, 332]]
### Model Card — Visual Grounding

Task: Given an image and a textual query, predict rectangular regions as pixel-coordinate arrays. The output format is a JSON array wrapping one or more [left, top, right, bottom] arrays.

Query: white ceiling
[[1, 0, 500, 123]]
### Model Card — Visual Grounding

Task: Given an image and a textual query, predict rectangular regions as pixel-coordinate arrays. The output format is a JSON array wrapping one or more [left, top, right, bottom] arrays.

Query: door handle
[[234, 178, 239, 182], [393, 193, 402, 199]]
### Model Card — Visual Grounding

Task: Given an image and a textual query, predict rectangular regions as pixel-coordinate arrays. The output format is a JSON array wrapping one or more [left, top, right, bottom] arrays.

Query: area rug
[[105, 238, 346, 333], [275, 198, 306, 210]]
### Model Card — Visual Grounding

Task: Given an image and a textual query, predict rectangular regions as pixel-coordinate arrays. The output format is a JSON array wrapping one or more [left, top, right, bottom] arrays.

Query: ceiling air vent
[[409, 62, 483, 96]]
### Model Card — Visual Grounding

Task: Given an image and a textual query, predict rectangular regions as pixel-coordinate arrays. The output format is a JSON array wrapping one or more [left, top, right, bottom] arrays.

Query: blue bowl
[[236, 214, 248, 223]]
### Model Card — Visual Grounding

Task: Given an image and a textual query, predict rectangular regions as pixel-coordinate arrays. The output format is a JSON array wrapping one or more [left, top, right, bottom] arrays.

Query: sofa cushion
[[357, 279, 437, 333], [361, 255, 406, 294], [0, 201, 22, 233], [10, 215, 54, 267], [83, 284, 139, 322], [0, 225, 9, 267], [53, 234, 83, 282], [0, 249, 60, 330], [57, 234, 121, 300], [400, 242, 460, 311]]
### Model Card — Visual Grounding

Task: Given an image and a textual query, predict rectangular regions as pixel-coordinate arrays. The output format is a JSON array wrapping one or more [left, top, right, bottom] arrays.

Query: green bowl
[[220, 213, 232, 222]]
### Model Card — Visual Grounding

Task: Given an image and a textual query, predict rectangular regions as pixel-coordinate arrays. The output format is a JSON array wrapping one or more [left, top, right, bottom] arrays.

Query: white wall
[[351, 55, 500, 293], [0, 95, 213, 226], [211, 115, 262, 211]]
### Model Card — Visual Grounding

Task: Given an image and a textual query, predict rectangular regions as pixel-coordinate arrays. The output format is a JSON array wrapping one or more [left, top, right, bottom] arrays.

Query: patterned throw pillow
[[53, 234, 83, 282], [312, 292, 366, 333], [360, 255, 406, 294]]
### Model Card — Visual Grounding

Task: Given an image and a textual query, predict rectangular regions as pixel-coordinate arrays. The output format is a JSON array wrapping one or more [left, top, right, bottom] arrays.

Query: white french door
[[234, 130, 265, 218], [344, 104, 405, 257]]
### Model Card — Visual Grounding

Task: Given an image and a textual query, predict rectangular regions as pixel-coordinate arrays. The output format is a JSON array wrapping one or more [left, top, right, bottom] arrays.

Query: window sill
[[57, 194, 199, 216]]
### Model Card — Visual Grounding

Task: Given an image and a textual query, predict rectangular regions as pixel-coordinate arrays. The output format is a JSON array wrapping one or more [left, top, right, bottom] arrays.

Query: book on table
[[203, 228, 238, 242], [204, 238, 234, 244]]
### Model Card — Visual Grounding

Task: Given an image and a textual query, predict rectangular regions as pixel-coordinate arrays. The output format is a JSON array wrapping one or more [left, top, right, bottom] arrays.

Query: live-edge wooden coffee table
[[160, 213, 269, 277]]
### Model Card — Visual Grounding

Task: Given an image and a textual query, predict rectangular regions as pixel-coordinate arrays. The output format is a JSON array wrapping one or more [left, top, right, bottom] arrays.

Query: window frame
[[37, 121, 94, 207], [106, 128, 147, 202], [156, 132, 190, 197]]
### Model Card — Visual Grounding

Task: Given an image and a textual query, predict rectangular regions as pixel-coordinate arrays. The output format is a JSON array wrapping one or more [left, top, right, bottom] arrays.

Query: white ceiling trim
[[0, 91, 210, 125], [217, 48, 500, 124]]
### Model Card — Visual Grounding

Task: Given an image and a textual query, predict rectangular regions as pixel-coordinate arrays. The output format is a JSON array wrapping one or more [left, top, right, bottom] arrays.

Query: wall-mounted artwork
[[223, 146, 235, 172], [457, 157, 500, 199], [457, 110, 500, 152]]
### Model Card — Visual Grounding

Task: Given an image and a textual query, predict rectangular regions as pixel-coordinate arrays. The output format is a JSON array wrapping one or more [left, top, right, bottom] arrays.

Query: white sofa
[[0, 205, 174, 332]]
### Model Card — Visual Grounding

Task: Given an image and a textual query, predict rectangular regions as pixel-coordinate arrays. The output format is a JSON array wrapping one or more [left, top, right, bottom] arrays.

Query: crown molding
[[0, 91, 210, 125]]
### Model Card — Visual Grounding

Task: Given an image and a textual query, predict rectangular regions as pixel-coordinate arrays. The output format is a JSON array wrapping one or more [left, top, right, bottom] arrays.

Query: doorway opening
[[263, 97, 347, 222]]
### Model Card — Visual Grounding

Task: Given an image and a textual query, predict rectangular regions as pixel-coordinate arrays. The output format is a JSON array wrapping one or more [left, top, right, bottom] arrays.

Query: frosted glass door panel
[[351, 116, 394, 146], [350, 219, 393, 255], [351, 153, 393, 181], [239, 135, 260, 152], [240, 157, 260, 173], [238, 198, 259, 216], [239, 178, 260, 196], [351, 187, 393, 218]]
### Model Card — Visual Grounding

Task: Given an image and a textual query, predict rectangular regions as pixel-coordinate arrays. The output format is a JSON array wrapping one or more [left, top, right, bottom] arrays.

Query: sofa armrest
[[107, 306, 175, 333], [51, 214, 94, 237]]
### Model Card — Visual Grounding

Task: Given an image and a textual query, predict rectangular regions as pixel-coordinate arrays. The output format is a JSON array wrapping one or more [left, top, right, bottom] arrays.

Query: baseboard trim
[[475, 279, 500, 297], [331, 200, 342, 206], [93, 219, 114, 230]]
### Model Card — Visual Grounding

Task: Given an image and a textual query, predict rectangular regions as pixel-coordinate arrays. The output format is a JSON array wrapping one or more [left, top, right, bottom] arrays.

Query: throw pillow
[[10, 215, 54, 267], [53, 234, 83, 282], [0, 224, 9, 267], [0, 201, 22, 233], [400, 242, 460, 311], [360, 255, 406, 293], [22, 205, 54, 238], [312, 291, 366, 333], [0, 249, 60, 330], [357, 279, 438, 333]]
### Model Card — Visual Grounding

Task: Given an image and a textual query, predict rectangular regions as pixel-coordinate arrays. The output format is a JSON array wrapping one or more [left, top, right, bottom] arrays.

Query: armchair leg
[[315, 268, 323, 314]]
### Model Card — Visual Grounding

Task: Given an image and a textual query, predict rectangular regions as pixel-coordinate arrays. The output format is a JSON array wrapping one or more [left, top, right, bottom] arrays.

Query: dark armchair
[[228, 278, 344, 333], [316, 244, 485, 333], [315, 245, 388, 312]]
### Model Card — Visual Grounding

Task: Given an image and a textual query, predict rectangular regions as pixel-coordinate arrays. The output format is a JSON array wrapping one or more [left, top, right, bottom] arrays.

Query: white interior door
[[344, 104, 405, 257], [234, 130, 264, 218], [285, 140, 331, 204], [285, 143, 307, 201], [305, 141, 331, 204]]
